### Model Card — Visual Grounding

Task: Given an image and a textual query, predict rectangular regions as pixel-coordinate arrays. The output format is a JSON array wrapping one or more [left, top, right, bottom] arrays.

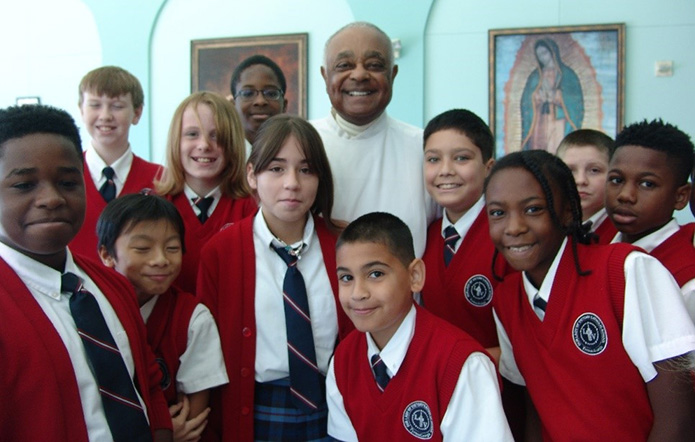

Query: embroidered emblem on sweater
[[403, 400, 433, 439], [572, 313, 607, 355], [464, 274, 493, 307], [155, 357, 172, 390]]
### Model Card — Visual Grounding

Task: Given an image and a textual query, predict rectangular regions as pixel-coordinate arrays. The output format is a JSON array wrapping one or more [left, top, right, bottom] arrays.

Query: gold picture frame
[[489, 23, 625, 157], [191, 33, 308, 118]]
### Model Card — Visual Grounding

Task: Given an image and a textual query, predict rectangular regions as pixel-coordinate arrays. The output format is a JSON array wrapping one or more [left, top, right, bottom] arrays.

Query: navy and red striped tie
[[443, 225, 460, 266], [273, 245, 323, 413], [371, 354, 390, 392], [62, 272, 151, 441]]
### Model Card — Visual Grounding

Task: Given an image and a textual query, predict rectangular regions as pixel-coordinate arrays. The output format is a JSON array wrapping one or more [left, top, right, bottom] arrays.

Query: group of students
[[2, 53, 695, 442]]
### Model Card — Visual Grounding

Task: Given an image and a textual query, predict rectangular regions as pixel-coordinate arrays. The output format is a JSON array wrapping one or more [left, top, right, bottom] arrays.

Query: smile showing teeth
[[347, 91, 371, 96], [508, 245, 532, 253], [193, 157, 214, 163], [437, 183, 460, 189]]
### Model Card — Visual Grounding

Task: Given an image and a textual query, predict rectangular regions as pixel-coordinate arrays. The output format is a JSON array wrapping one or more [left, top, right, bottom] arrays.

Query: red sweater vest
[[70, 155, 162, 262], [494, 240, 652, 441], [145, 286, 199, 404], [421, 212, 511, 347], [170, 192, 257, 294], [0, 255, 171, 441], [334, 306, 487, 441], [649, 223, 695, 287], [197, 215, 354, 441]]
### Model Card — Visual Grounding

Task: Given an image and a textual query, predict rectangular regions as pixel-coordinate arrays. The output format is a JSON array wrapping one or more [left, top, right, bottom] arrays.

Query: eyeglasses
[[234, 88, 284, 102]]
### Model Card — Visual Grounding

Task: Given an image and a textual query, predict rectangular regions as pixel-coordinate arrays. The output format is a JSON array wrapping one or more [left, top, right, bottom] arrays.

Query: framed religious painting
[[191, 33, 308, 118], [489, 23, 625, 158]]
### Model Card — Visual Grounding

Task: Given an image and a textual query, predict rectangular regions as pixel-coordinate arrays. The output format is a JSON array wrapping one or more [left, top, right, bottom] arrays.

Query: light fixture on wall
[[16, 96, 41, 105], [392, 39, 402, 59]]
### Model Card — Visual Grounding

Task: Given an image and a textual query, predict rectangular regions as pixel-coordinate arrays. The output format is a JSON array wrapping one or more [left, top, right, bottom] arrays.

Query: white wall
[[0, 0, 101, 152]]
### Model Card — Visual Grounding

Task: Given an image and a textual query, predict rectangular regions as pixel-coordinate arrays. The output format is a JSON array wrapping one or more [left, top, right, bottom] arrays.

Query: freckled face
[[486, 167, 568, 287], [179, 104, 226, 195]]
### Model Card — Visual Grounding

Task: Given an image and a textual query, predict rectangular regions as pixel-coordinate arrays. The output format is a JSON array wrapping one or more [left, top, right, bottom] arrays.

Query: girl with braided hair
[[485, 150, 695, 441]]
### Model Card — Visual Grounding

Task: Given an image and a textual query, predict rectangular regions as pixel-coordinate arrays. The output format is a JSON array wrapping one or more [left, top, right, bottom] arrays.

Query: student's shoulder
[[202, 216, 253, 254], [131, 154, 164, 173]]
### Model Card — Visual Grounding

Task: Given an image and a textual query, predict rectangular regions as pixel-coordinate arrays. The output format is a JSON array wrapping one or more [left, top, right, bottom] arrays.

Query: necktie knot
[[443, 225, 460, 266], [61, 272, 82, 294], [371, 353, 390, 392], [193, 196, 214, 223], [533, 294, 547, 313], [102, 166, 115, 180], [273, 244, 302, 267], [99, 167, 116, 202]]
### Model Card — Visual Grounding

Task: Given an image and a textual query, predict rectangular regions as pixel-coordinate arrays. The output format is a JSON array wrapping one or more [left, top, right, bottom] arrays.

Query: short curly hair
[[0, 104, 82, 158], [615, 119, 694, 185]]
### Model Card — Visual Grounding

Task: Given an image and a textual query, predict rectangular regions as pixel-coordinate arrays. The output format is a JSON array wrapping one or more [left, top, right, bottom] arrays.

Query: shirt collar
[[366, 304, 416, 377], [85, 145, 133, 184], [522, 236, 568, 307], [614, 218, 679, 253], [0, 241, 77, 300], [254, 210, 315, 252], [441, 196, 485, 239], [330, 108, 388, 139], [586, 207, 609, 231]]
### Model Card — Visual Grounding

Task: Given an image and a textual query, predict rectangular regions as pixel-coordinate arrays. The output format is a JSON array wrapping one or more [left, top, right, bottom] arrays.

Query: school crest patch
[[402, 401, 433, 440], [572, 313, 607, 355], [464, 274, 493, 307], [156, 357, 171, 390]]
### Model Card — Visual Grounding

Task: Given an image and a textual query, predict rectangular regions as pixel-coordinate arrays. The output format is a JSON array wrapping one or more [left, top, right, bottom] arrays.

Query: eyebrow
[[6, 166, 81, 178]]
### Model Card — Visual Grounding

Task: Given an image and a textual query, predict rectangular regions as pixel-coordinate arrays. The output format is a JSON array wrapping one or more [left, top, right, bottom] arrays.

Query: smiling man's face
[[321, 26, 397, 126]]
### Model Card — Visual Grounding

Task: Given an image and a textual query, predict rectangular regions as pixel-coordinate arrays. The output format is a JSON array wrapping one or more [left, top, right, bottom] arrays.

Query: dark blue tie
[[62, 272, 151, 442], [533, 294, 547, 313], [99, 167, 116, 202], [273, 245, 323, 413], [193, 196, 214, 224], [443, 225, 460, 266], [371, 354, 390, 392]]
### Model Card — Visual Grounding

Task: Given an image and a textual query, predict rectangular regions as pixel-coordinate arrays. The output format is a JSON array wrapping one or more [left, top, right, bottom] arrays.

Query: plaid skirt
[[254, 378, 333, 441]]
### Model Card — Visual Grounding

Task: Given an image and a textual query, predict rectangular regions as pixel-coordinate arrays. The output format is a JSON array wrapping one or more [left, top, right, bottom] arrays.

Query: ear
[[98, 245, 116, 268], [484, 158, 495, 176], [281, 98, 289, 113], [674, 182, 691, 211], [132, 105, 144, 125], [320, 66, 328, 87], [390, 64, 399, 83], [246, 162, 258, 191], [408, 258, 426, 293]]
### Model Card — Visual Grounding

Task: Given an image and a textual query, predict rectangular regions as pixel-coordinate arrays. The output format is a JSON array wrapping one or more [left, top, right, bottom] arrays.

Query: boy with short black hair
[[326, 212, 512, 441], [606, 118, 695, 319], [421, 109, 504, 353], [230, 54, 288, 155], [557, 128, 617, 244], [0, 104, 171, 441], [71, 65, 163, 261], [97, 193, 228, 442]]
